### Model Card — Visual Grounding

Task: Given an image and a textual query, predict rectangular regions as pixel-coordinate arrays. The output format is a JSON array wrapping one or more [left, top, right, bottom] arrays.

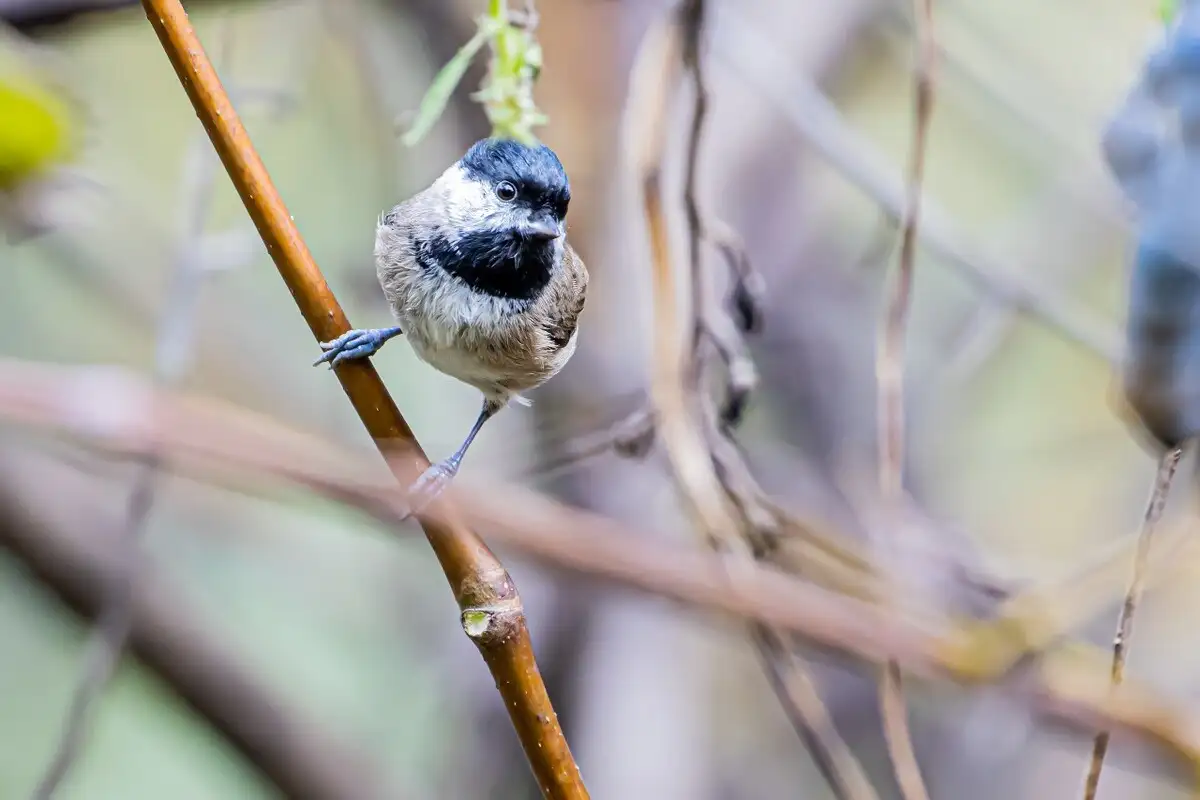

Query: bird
[[313, 137, 588, 506]]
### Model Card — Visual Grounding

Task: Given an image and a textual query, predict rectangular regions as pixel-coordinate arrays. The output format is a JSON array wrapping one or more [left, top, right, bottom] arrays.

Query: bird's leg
[[313, 326, 403, 369], [406, 398, 502, 514]]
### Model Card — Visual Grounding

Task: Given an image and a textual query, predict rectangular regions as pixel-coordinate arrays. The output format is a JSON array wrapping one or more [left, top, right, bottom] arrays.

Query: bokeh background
[[0, 0, 1194, 798]]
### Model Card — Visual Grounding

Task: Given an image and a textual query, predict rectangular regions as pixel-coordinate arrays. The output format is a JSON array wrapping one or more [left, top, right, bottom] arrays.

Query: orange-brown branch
[[137, 2, 586, 797]]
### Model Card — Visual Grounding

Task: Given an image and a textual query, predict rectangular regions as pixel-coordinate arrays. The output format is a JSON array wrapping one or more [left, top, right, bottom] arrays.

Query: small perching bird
[[315, 137, 587, 503]]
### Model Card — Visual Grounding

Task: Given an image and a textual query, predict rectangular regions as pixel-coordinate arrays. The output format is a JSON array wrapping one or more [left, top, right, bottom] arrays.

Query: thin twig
[[137, 3, 586, 796], [0, 359, 1198, 775], [680, 0, 710, 380], [679, 4, 860, 793], [1079, 446, 1184, 800], [874, 1, 936, 798], [30, 23, 233, 797], [628, 4, 744, 549], [677, 5, 874, 797], [678, 3, 762, 431], [751, 625, 882, 800], [523, 406, 656, 483]]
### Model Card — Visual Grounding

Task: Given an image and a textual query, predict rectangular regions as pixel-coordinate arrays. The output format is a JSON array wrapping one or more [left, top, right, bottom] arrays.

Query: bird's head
[[420, 138, 571, 303], [459, 137, 570, 242]]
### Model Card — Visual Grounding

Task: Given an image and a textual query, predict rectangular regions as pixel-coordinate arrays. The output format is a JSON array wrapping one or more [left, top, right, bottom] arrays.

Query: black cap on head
[[460, 138, 571, 219]]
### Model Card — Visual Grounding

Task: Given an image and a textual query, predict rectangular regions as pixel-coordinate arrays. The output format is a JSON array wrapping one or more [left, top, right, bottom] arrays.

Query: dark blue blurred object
[[1102, 1, 1200, 448]]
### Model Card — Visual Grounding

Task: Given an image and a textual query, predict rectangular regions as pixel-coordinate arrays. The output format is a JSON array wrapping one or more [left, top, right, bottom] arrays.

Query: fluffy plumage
[[314, 137, 588, 497], [374, 139, 587, 409]]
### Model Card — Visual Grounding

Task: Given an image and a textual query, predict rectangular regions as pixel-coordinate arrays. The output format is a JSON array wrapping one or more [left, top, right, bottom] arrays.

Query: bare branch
[[752, 625, 881, 800], [627, 3, 745, 552], [0, 360, 1195, 779], [673, 4, 876, 796], [873, 0, 936, 796], [1080, 446, 1184, 799]]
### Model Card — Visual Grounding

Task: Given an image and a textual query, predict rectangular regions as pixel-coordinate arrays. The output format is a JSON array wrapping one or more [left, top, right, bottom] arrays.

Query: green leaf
[[407, 0, 547, 147], [1161, 0, 1179, 24], [400, 27, 490, 148]]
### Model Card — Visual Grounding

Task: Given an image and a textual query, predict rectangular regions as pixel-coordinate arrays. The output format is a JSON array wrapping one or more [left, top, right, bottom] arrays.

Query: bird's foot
[[313, 326, 402, 369], [404, 457, 461, 517]]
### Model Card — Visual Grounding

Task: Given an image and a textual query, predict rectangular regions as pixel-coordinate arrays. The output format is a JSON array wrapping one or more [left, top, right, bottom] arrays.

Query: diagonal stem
[[1079, 446, 1183, 800], [874, 1, 937, 798], [136, 2, 586, 797]]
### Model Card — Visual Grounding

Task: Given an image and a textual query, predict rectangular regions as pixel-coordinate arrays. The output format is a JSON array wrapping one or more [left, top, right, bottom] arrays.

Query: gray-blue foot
[[313, 326, 402, 369], [404, 458, 460, 516]]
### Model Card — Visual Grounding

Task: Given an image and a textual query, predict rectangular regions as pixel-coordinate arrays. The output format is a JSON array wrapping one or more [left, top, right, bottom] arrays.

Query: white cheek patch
[[499, 206, 525, 230], [440, 166, 509, 235]]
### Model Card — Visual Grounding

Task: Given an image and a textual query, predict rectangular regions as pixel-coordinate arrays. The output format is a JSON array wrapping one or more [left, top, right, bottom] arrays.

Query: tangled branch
[[0, 359, 1198, 780]]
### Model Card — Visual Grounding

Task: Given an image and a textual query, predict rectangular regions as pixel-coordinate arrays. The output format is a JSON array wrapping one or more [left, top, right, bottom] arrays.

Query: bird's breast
[[399, 307, 558, 397]]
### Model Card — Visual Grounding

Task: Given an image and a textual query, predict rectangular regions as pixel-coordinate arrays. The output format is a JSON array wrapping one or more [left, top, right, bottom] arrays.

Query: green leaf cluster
[[401, 0, 546, 147]]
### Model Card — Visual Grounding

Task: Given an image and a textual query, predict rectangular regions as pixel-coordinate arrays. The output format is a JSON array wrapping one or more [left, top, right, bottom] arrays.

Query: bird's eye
[[496, 181, 518, 202]]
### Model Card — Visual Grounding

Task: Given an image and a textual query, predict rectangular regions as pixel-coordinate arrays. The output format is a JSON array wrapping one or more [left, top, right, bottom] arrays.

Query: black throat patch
[[417, 230, 556, 303]]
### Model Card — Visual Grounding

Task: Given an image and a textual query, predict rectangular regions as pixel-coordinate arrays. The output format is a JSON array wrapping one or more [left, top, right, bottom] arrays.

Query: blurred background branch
[[0, 358, 1197, 783], [0, 452, 409, 800], [872, 0, 936, 794], [30, 19, 247, 796]]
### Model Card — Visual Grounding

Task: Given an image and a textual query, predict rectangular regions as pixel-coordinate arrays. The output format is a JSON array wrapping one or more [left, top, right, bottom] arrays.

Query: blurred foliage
[[0, 21, 80, 189], [0, 51, 75, 189]]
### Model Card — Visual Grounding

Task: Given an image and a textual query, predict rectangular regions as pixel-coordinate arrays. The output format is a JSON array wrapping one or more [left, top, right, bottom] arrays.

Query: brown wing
[[541, 243, 589, 350]]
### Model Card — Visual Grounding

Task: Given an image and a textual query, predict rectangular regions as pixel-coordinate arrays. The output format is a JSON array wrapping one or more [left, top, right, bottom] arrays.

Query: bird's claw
[[312, 328, 397, 369], [404, 459, 459, 517]]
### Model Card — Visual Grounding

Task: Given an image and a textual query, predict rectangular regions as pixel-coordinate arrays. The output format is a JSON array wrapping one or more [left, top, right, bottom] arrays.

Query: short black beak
[[518, 216, 560, 242]]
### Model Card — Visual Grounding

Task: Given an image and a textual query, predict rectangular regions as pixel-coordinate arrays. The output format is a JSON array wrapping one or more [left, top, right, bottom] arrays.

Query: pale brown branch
[[751, 625, 881, 800], [874, 0, 936, 797], [1080, 446, 1184, 799], [0, 454, 405, 800], [672, 4, 877, 796], [0, 359, 1197, 777], [628, 6, 888, 795], [627, 5, 745, 551]]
